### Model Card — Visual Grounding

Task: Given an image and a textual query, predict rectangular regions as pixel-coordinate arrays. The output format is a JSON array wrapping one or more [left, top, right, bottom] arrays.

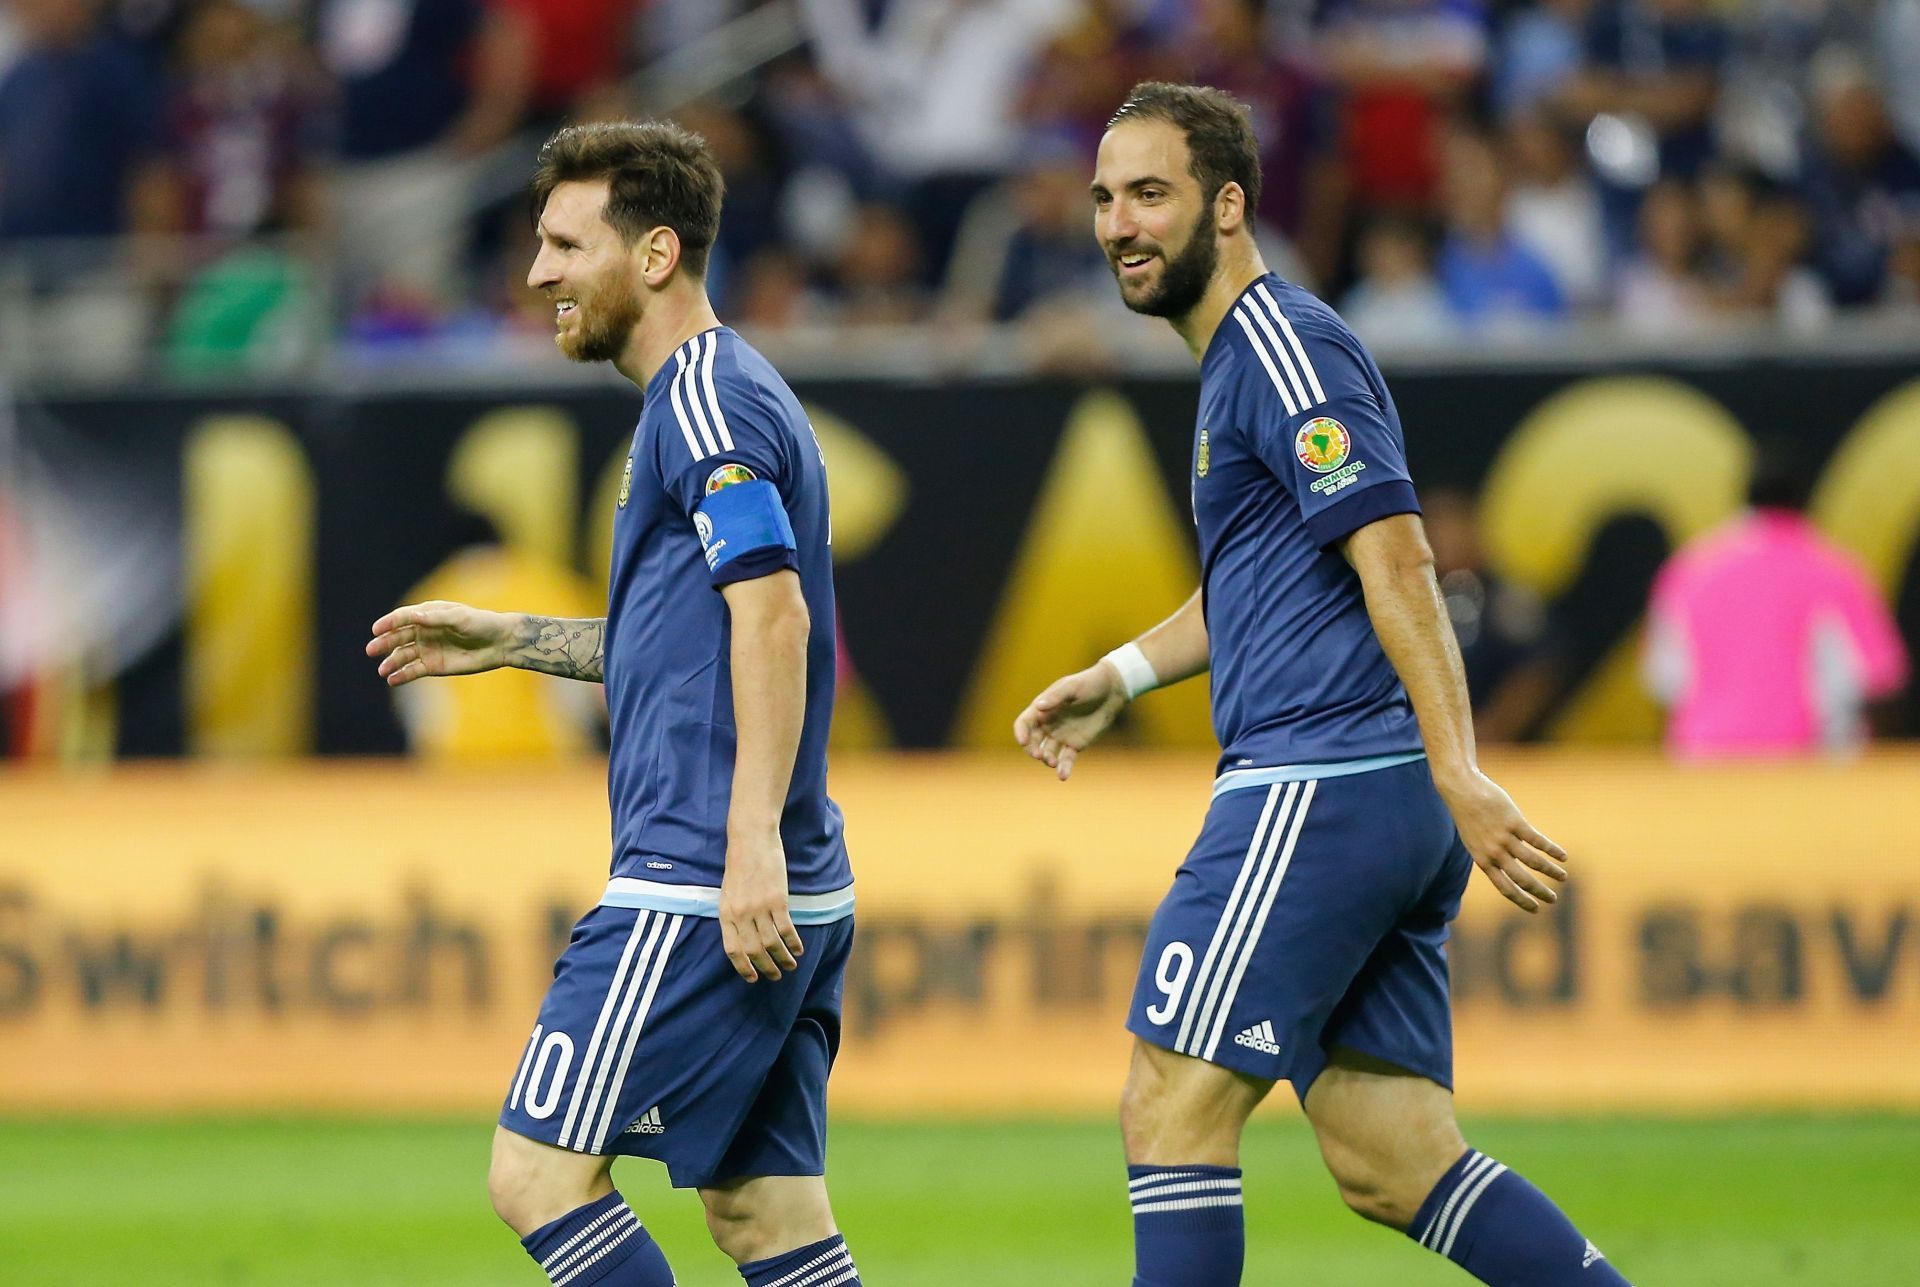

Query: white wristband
[[1102, 642, 1159, 700]]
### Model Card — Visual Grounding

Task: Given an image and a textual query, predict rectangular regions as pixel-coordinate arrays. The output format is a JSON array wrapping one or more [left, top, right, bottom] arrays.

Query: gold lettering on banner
[[184, 416, 314, 755], [1812, 377, 1920, 599], [953, 390, 1211, 747], [1479, 377, 1751, 741], [447, 408, 579, 564]]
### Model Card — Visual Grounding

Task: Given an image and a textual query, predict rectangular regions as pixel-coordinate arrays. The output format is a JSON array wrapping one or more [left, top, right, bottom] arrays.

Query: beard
[[558, 272, 644, 364], [1113, 206, 1220, 320]]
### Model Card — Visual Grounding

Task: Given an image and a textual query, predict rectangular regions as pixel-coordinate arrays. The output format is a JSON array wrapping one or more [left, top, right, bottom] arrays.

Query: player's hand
[[1437, 769, 1569, 914], [1012, 662, 1130, 781], [720, 829, 804, 983], [366, 601, 514, 686]]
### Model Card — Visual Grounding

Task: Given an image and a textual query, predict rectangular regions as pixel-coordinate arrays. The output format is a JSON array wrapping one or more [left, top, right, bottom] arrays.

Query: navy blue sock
[[520, 1192, 675, 1286], [737, 1233, 860, 1286], [1128, 1164, 1244, 1286], [1410, 1150, 1631, 1285]]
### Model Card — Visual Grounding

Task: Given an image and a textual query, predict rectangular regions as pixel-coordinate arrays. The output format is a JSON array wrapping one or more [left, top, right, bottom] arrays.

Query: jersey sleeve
[[1237, 312, 1421, 548], [653, 356, 800, 588]]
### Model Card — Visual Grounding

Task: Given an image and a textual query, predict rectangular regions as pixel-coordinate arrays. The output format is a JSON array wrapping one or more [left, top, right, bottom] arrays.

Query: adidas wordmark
[[1233, 1021, 1280, 1055]]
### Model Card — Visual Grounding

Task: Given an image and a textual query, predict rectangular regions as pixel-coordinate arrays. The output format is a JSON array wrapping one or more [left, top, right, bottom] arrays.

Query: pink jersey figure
[[1644, 505, 1908, 758]]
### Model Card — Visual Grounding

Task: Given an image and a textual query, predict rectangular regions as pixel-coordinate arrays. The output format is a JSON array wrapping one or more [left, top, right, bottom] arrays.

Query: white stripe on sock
[[550, 1212, 639, 1285], [1438, 1162, 1509, 1260], [812, 1269, 860, 1287], [1421, 1153, 1495, 1249], [1127, 1179, 1243, 1203], [1129, 1170, 1208, 1190], [763, 1245, 850, 1287], [777, 1249, 856, 1287], [541, 1205, 635, 1274], [1130, 1196, 1246, 1214]]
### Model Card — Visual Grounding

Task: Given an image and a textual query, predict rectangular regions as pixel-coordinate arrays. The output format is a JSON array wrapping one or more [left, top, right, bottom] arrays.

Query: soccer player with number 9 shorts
[[1015, 84, 1634, 1287]]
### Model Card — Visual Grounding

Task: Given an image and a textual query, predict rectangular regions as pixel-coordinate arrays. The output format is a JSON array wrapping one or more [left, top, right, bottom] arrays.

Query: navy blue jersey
[[1193, 275, 1427, 777], [600, 326, 851, 921]]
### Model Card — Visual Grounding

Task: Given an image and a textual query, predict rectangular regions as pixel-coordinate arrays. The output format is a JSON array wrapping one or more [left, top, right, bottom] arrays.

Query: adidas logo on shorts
[[1583, 1240, 1605, 1268], [1233, 1021, 1280, 1055], [624, 1106, 666, 1136]]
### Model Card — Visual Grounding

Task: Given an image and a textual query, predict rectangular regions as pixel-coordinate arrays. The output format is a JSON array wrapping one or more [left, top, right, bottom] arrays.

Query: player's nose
[[527, 246, 559, 291]]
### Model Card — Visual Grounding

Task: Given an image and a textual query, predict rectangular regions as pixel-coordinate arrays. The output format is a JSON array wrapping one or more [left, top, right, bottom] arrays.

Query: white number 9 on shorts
[[1145, 941, 1194, 1025]]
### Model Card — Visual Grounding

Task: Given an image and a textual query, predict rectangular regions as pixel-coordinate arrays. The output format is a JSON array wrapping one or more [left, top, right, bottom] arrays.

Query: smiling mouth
[[555, 298, 579, 323], [1116, 252, 1156, 274]]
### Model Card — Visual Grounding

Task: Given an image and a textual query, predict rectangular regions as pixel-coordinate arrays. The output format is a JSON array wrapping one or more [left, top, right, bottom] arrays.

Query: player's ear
[[1215, 181, 1247, 235], [639, 225, 681, 287]]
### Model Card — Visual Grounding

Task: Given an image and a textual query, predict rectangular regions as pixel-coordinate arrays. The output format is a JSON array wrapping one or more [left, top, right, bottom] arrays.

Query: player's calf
[[491, 1127, 676, 1286], [1407, 1149, 1632, 1285], [700, 1176, 860, 1286], [1119, 1041, 1269, 1287], [1305, 1052, 1631, 1285]]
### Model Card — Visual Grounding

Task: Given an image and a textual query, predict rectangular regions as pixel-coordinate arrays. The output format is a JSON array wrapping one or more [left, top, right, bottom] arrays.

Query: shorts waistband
[[1211, 751, 1426, 799], [599, 877, 855, 924]]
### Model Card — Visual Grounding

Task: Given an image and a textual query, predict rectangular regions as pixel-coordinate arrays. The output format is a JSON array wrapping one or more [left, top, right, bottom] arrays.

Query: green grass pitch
[[2, 1114, 1914, 1284]]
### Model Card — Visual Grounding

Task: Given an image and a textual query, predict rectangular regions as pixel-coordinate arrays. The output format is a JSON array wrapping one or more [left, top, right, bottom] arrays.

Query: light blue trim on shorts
[[1211, 751, 1426, 799], [599, 877, 855, 924]]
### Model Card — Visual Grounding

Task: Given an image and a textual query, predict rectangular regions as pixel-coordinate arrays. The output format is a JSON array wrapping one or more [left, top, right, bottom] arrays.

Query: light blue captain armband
[[693, 478, 797, 582]]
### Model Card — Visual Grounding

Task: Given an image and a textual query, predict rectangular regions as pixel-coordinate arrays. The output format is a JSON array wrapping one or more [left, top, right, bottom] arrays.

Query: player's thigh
[[1120, 1036, 1273, 1165], [697, 1174, 837, 1264], [1302, 1045, 1464, 1227]]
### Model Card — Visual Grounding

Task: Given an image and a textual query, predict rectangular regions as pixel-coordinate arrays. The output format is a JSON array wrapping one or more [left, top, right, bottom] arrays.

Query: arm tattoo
[[511, 616, 606, 682]]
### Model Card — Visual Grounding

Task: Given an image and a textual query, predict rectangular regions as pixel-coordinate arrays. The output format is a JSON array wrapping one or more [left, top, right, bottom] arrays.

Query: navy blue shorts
[[1126, 759, 1471, 1097], [500, 905, 853, 1188]]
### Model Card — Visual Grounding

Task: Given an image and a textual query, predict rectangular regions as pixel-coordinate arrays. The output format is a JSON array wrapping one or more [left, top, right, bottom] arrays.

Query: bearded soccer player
[[366, 122, 860, 1287], [1014, 84, 1632, 1287]]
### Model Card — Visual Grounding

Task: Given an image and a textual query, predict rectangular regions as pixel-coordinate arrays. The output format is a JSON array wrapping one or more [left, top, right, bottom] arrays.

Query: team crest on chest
[[1295, 417, 1351, 473], [617, 455, 633, 507], [1197, 428, 1210, 478]]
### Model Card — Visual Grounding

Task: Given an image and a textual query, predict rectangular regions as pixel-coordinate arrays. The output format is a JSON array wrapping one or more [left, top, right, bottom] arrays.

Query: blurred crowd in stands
[[3, 0, 1919, 376]]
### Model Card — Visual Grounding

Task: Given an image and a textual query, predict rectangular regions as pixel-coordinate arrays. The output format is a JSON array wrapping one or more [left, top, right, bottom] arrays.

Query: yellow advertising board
[[2, 753, 1917, 1114]]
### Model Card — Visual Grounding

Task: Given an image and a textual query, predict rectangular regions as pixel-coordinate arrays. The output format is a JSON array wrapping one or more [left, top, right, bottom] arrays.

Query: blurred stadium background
[[3, 0, 1919, 1282]]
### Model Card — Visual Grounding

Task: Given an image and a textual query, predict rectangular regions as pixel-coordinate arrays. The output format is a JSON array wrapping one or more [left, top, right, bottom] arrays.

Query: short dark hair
[[1107, 82, 1262, 213], [530, 120, 724, 277]]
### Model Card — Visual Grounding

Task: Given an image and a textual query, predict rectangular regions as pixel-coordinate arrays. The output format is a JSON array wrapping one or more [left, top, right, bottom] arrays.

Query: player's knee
[[487, 1149, 541, 1232], [1321, 1147, 1422, 1231], [1118, 1059, 1174, 1158], [487, 1133, 605, 1236], [1119, 1048, 1251, 1164], [700, 1179, 833, 1265]]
